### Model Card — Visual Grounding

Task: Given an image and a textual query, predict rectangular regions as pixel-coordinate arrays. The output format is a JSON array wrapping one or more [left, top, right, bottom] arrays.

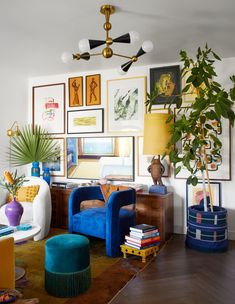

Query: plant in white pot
[[148, 45, 235, 252]]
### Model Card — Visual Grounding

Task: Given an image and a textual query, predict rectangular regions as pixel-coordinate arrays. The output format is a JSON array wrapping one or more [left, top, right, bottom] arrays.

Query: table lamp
[[143, 112, 172, 194]]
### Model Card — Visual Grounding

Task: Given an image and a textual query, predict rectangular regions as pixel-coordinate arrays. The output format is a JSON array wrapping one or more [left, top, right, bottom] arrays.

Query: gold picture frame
[[69, 76, 83, 107], [86, 74, 101, 106]]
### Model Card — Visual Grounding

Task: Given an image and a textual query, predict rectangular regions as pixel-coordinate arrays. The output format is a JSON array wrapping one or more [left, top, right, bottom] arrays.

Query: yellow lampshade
[[143, 113, 172, 155]]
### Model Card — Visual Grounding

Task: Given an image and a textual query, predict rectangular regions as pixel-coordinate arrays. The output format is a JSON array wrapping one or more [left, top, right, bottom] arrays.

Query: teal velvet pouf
[[45, 234, 91, 297]]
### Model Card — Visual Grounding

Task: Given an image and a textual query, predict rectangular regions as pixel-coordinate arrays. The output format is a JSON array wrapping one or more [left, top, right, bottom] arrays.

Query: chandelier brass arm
[[61, 4, 153, 74]]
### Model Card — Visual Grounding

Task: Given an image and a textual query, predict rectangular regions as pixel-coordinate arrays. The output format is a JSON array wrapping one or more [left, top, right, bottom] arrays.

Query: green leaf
[[175, 166, 181, 176], [212, 51, 221, 61], [191, 176, 198, 186]]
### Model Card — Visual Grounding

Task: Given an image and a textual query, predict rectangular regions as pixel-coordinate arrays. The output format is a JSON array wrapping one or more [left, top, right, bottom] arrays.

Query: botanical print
[[69, 77, 83, 107], [107, 76, 146, 132], [114, 88, 138, 121]]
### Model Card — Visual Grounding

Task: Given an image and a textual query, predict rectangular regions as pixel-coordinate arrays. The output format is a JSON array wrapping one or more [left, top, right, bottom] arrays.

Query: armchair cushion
[[8, 185, 40, 202]]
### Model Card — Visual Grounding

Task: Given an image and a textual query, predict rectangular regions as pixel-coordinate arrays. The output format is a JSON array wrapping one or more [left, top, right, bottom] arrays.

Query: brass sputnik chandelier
[[61, 4, 154, 74]]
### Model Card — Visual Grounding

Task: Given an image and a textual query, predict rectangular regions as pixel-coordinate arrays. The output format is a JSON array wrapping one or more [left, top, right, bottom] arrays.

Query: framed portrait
[[67, 108, 104, 134], [41, 138, 65, 177], [107, 76, 146, 132], [150, 65, 181, 105], [186, 181, 221, 219], [85, 74, 101, 106], [32, 83, 65, 134], [137, 136, 170, 177], [174, 107, 231, 180], [66, 136, 134, 181], [69, 76, 83, 107]]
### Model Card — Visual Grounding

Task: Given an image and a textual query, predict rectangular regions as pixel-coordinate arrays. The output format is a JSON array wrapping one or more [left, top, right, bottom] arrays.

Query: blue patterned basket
[[186, 205, 228, 252]]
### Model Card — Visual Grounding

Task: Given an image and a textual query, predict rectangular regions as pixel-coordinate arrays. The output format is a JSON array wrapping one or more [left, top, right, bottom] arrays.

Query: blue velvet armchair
[[68, 186, 136, 257]]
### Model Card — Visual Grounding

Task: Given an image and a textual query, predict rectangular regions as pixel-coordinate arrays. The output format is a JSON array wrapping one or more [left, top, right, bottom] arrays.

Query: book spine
[[129, 231, 160, 239], [125, 241, 160, 250], [130, 227, 156, 233], [129, 229, 159, 236], [125, 236, 160, 246]]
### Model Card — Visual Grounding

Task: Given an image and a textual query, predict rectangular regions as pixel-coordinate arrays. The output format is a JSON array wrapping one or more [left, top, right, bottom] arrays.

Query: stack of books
[[0, 224, 14, 237], [125, 224, 160, 250]]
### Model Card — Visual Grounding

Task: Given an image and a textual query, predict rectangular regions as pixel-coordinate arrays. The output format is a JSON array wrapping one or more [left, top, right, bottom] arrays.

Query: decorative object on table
[[150, 65, 181, 105], [0, 170, 26, 226], [8, 124, 60, 177], [143, 108, 173, 194], [69, 76, 83, 107], [66, 136, 134, 181], [67, 109, 104, 134], [163, 45, 235, 252], [32, 83, 65, 134], [86, 74, 101, 106], [42, 167, 51, 185], [61, 4, 153, 74], [107, 76, 146, 132], [137, 136, 171, 178]]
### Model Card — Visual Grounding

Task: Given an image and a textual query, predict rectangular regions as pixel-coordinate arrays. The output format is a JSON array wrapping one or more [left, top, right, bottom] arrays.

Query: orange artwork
[[86, 74, 101, 106], [69, 77, 83, 107]]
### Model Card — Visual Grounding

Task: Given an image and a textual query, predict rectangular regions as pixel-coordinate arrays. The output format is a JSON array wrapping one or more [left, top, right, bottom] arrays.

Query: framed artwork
[[66, 136, 134, 181], [137, 137, 170, 177], [85, 74, 101, 106], [150, 65, 181, 105], [41, 138, 65, 176], [67, 108, 104, 134], [32, 83, 65, 134], [69, 77, 83, 107], [107, 76, 146, 132], [174, 107, 231, 180], [186, 181, 221, 219]]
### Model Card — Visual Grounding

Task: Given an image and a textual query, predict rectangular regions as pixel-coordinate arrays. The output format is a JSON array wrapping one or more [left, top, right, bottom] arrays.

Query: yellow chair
[[0, 237, 15, 289]]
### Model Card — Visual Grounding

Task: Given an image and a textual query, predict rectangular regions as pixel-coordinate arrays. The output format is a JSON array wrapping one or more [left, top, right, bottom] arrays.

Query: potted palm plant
[[147, 45, 235, 252], [9, 124, 60, 177]]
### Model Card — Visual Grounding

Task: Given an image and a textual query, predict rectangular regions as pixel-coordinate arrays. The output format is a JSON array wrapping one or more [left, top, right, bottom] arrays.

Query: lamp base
[[149, 185, 167, 195]]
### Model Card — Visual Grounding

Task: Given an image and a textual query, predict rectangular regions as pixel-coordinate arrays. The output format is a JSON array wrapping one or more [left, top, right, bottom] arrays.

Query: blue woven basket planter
[[45, 234, 91, 297], [186, 205, 228, 252]]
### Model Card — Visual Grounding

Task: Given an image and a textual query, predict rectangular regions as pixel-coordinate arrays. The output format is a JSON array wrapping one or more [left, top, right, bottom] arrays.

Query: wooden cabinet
[[135, 192, 173, 244], [50, 188, 173, 244]]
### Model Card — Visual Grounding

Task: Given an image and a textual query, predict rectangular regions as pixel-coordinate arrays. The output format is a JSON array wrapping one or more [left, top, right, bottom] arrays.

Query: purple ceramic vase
[[5, 198, 24, 226]]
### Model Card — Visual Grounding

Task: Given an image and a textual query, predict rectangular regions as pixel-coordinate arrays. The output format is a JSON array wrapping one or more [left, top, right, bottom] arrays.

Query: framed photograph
[[67, 108, 104, 134], [186, 181, 221, 218], [66, 136, 134, 181], [107, 76, 146, 132], [69, 76, 83, 107], [174, 107, 231, 180], [41, 138, 65, 177], [137, 136, 170, 177], [85, 74, 101, 106], [150, 65, 181, 105], [32, 83, 65, 134]]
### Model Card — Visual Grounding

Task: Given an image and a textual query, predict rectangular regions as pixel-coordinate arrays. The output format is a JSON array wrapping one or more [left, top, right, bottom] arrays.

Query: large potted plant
[[8, 124, 60, 177], [147, 45, 235, 252]]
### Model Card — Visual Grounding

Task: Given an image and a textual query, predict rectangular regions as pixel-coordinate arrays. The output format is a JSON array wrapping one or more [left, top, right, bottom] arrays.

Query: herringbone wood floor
[[110, 234, 235, 304]]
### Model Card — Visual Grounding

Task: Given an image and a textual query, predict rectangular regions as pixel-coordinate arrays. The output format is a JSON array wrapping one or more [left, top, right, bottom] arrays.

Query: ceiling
[[1, 0, 235, 77]]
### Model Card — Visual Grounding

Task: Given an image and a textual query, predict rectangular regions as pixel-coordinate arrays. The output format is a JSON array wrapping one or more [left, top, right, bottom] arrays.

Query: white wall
[[28, 58, 235, 239], [0, 68, 28, 174]]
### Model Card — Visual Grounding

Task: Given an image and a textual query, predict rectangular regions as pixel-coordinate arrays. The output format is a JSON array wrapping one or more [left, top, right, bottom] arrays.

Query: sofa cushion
[[8, 185, 40, 203]]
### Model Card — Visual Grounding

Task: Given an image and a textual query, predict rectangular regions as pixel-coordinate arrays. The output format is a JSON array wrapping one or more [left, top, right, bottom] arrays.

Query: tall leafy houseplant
[[166, 45, 235, 212], [9, 124, 60, 167]]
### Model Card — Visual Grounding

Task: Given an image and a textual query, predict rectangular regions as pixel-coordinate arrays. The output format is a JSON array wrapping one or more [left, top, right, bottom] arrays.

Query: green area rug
[[15, 229, 154, 304]]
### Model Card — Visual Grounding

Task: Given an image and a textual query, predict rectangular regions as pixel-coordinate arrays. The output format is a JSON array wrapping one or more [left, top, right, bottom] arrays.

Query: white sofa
[[0, 176, 51, 241]]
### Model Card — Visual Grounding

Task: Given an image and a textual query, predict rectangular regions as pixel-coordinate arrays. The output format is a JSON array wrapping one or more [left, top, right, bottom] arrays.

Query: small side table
[[120, 244, 159, 263]]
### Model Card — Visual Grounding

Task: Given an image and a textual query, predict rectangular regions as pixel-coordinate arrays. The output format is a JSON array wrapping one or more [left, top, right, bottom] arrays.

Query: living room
[[0, 0, 235, 303]]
